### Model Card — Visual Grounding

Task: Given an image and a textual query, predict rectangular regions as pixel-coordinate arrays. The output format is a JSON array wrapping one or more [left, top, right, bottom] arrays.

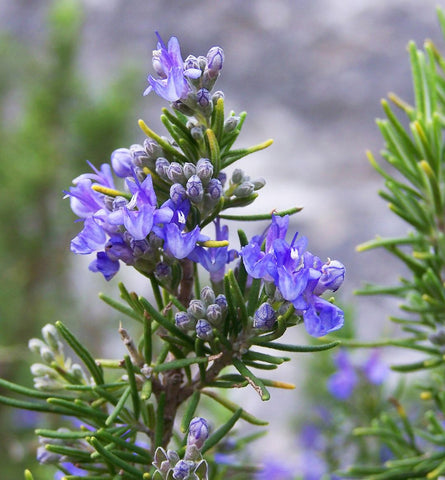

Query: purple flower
[[327, 350, 358, 400], [162, 223, 202, 259], [55, 463, 88, 479], [110, 148, 134, 178], [144, 33, 201, 101], [241, 215, 345, 337], [89, 251, 120, 280], [188, 220, 237, 282]]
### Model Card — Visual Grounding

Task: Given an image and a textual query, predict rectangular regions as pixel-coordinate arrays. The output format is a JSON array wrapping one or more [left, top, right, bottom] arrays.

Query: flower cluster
[[144, 32, 224, 116], [241, 215, 345, 337], [152, 417, 209, 480], [175, 286, 228, 340]]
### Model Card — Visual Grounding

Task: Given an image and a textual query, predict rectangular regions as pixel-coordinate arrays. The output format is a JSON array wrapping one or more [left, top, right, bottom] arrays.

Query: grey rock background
[[2, 0, 444, 468]]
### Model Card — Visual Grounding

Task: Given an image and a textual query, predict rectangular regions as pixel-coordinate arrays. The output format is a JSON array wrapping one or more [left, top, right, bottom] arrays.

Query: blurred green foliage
[[0, 1, 140, 477]]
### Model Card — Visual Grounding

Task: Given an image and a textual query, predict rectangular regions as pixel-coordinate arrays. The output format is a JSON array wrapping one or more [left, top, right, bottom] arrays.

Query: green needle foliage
[[343, 6, 445, 479]]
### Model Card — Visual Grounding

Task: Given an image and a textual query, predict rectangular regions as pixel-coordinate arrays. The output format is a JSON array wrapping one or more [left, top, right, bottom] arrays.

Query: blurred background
[[0, 0, 444, 477]]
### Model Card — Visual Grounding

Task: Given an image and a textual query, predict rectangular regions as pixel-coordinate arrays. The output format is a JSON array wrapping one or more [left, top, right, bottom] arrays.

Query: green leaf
[[98, 293, 144, 323], [232, 358, 270, 400], [55, 321, 104, 385], [256, 340, 340, 352]]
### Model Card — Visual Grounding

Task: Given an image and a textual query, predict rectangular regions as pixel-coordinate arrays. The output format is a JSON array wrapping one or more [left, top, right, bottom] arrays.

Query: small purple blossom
[[363, 350, 389, 385]]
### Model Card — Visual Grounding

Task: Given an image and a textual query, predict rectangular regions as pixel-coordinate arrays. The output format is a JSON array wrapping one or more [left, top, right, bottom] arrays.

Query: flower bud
[[173, 460, 194, 480], [253, 303, 277, 330], [206, 304, 222, 327], [170, 183, 187, 205], [187, 299, 206, 319], [155, 157, 170, 180], [196, 158, 213, 185], [196, 88, 212, 115], [218, 171, 227, 187], [144, 138, 164, 160], [231, 169, 244, 185], [40, 346, 55, 364], [154, 262, 172, 283], [130, 144, 149, 168], [41, 324, 61, 352], [215, 294, 228, 314], [188, 417, 209, 450], [233, 181, 255, 198], [175, 311, 195, 331], [211, 94, 224, 111], [31, 363, 58, 378], [196, 319, 213, 340], [167, 162, 186, 184], [197, 55, 207, 70], [28, 338, 46, 355], [207, 178, 223, 200], [252, 177, 266, 190], [223, 116, 240, 133], [111, 148, 134, 178], [206, 46, 224, 78], [183, 162, 196, 179], [313, 260, 346, 295], [70, 363, 87, 383], [186, 175, 204, 203], [200, 286, 215, 306], [190, 126, 204, 141]]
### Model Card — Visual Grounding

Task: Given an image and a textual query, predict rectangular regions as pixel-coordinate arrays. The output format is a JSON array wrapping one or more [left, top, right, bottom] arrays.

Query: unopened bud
[[231, 169, 244, 185], [196, 319, 213, 341], [253, 303, 277, 330], [41, 324, 61, 351], [111, 148, 134, 178], [206, 304, 222, 327], [233, 181, 255, 198], [190, 126, 204, 141], [28, 338, 46, 355], [167, 162, 186, 184], [175, 311, 195, 331], [155, 157, 170, 180], [172, 460, 194, 480], [183, 162, 196, 179], [200, 286, 215, 306], [206, 46, 224, 77], [223, 116, 240, 133], [196, 158, 213, 185], [207, 178, 223, 200], [170, 183, 187, 205], [252, 177, 266, 190], [186, 175, 204, 203], [187, 299, 206, 319], [187, 417, 209, 450]]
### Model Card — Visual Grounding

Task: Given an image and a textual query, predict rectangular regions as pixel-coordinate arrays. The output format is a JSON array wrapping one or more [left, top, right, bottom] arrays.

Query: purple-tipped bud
[[200, 286, 215, 306], [196, 88, 212, 110], [155, 157, 170, 180], [196, 319, 213, 340], [223, 116, 240, 133], [170, 183, 187, 205], [196, 158, 214, 185], [175, 311, 195, 331], [184, 54, 201, 73], [172, 460, 194, 480], [188, 417, 209, 450], [183, 162, 196, 179], [144, 138, 164, 160], [233, 181, 255, 198], [313, 260, 345, 295], [186, 175, 204, 203], [218, 171, 227, 187], [231, 169, 244, 184], [206, 304, 222, 326], [111, 148, 134, 178], [215, 294, 228, 314], [130, 144, 149, 168], [167, 162, 186, 184], [207, 178, 223, 200], [187, 299, 206, 319], [206, 46, 224, 77], [253, 303, 277, 330]]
